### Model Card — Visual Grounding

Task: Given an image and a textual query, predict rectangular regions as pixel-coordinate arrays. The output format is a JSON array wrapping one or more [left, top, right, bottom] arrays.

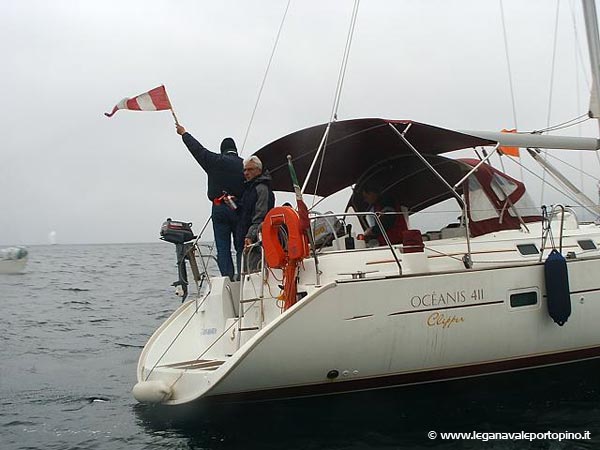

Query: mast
[[582, 0, 600, 130]]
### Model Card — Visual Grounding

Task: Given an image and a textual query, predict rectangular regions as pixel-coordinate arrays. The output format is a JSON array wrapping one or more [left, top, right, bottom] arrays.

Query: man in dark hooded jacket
[[237, 155, 275, 272], [176, 124, 244, 280]]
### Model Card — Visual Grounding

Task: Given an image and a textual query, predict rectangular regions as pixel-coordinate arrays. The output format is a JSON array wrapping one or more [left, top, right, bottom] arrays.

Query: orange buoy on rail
[[262, 206, 310, 309], [262, 207, 309, 268]]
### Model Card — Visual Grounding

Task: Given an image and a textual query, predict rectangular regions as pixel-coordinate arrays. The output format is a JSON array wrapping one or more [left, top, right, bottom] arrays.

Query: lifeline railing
[[183, 216, 219, 301], [236, 241, 266, 350], [308, 211, 403, 276], [540, 204, 569, 260], [233, 212, 400, 349]]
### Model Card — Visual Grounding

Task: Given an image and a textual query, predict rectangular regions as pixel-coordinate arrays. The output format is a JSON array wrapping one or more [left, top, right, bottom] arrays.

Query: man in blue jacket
[[176, 124, 244, 280]]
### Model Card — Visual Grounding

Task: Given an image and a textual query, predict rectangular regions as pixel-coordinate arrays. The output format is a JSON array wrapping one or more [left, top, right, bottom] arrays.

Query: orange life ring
[[263, 206, 310, 268]]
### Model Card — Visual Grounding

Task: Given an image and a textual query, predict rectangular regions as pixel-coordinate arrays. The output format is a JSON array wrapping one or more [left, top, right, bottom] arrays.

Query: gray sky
[[1, 0, 599, 245]]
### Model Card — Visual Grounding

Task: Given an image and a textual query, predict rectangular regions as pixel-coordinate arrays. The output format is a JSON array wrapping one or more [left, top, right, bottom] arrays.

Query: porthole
[[517, 244, 539, 255], [578, 240, 597, 250], [510, 291, 538, 307]]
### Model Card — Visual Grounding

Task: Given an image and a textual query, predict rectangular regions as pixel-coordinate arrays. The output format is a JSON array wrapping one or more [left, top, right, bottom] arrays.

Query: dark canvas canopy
[[348, 156, 542, 237], [254, 118, 496, 197], [348, 154, 472, 214]]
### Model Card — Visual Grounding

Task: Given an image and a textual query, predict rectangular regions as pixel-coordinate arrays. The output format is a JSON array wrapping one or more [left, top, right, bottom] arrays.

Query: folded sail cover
[[105, 85, 172, 117]]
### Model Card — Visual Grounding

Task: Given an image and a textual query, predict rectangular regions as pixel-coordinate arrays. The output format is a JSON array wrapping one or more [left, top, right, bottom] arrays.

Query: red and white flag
[[105, 85, 172, 118]]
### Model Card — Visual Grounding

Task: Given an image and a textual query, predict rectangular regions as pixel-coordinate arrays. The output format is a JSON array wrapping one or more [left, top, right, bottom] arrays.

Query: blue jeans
[[212, 203, 242, 280]]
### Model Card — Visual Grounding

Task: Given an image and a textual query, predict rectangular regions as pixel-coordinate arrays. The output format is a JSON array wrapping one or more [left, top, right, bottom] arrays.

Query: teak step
[[239, 297, 263, 304], [159, 359, 225, 370]]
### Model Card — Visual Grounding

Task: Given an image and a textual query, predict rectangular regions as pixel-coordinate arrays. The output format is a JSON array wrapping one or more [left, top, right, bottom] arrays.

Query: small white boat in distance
[[0, 247, 28, 274]]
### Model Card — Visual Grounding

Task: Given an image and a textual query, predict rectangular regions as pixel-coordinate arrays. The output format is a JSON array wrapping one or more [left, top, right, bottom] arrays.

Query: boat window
[[510, 291, 537, 307], [516, 244, 539, 255], [578, 239, 597, 250], [490, 173, 518, 200], [468, 177, 499, 221]]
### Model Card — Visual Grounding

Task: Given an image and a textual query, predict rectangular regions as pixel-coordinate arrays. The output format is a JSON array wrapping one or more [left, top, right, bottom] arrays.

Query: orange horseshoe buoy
[[262, 206, 310, 269], [263, 206, 310, 310]]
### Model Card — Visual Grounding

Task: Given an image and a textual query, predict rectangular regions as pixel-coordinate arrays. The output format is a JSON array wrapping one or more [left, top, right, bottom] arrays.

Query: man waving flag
[[105, 85, 177, 122]]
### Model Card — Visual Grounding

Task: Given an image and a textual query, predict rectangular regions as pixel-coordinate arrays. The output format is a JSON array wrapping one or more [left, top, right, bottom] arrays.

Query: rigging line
[[571, 0, 585, 193], [240, 0, 292, 155], [498, 152, 507, 173], [309, 194, 329, 211], [273, 123, 387, 176], [543, 150, 600, 182], [576, 30, 584, 190], [499, 0, 523, 181], [311, 132, 330, 208], [531, 113, 588, 133], [577, 0, 600, 204], [542, 0, 562, 205], [509, 150, 595, 210], [570, 0, 591, 88], [144, 291, 212, 380], [309, 0, 360, 204], [499, 0, 518, 130], [330, 0, 361, 122], [546, 116, 590, 130], [546, 0, 562, 129]]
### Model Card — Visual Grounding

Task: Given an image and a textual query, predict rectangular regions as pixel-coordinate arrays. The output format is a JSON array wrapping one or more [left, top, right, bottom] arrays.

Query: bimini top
[[254, 118, 496, 197]]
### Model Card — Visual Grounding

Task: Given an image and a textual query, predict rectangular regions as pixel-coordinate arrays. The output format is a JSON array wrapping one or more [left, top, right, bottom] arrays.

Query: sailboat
[[0, 247, 28, 274], [133, 1, 600, 405]]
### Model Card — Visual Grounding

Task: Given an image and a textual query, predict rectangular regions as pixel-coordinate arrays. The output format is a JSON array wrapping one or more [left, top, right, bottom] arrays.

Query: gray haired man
[[236, 156, 275, 272]]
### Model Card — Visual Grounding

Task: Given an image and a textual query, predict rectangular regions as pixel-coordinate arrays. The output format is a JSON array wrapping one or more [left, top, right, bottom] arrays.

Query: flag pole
[[162, 85, 179, 125], [170, 108, 180, 125], [287, 155, 302, 201], [287, 155, 320, 284]]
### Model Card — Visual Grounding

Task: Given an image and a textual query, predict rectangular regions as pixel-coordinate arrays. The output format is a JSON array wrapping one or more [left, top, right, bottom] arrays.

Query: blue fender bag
[[544, 249, 571, 326]]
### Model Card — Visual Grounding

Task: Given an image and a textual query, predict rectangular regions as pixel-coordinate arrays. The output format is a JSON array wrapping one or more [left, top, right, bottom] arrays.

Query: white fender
[[132, 380, 172, 404]]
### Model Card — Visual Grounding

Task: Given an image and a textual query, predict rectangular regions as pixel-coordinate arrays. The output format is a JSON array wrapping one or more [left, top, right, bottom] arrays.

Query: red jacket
[[372, 203, 408, 246]]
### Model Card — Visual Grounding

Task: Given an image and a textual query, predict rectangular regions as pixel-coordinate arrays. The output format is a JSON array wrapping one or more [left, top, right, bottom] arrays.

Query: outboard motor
[[160, 218, 195, 302]]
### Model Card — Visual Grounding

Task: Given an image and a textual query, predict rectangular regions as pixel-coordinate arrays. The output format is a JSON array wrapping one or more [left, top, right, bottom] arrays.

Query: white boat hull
[[0, 257, 27, 274], [136, 230, 600, 404], [216, 263, 600, 401]]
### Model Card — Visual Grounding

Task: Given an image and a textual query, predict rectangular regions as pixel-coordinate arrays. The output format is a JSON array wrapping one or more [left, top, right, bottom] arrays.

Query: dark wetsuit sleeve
[[182, 132, 219, 172]]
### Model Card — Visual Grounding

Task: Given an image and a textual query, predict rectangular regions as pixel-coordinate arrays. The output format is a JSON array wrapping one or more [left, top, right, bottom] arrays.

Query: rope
[[531, 113, 588, 133], [144, 291, 212, 380], [311, 132, 329, 208], [542, 150, 600, 183], [422, 246, 464, 263], [570, 0, 585, 190], [546, 0, 562, 130], [499, 0, 523, 181], [329, 0, 361, 122], [241, 0, 292, 154], [509, 150, 595, 210], [570, 0, 591, 89], [541, 0, 562, 204], [309, 0, 360, 205], [499, 0, 519, 131]]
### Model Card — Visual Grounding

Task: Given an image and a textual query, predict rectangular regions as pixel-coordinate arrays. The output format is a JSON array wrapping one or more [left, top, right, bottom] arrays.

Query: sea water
[[1, 243, 599, 450]]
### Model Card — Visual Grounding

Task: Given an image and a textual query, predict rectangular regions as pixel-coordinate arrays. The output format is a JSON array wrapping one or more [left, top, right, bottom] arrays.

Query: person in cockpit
[[360, 185, 408, 246]]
